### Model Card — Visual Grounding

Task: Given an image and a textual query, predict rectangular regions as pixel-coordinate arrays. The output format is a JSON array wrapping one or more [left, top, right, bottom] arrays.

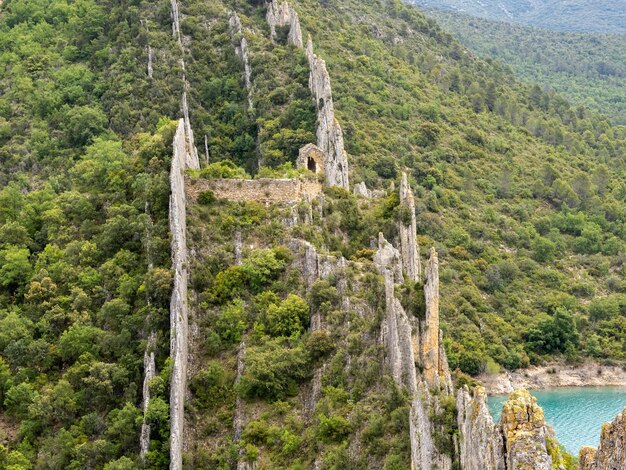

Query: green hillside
[[410, 0, 626, 33], [0, 0, 625, 466], [421, 9, 626, 124]]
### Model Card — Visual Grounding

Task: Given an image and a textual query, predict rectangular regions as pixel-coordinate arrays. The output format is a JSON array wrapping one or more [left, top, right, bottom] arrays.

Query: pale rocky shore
[[479, 361, 626, 395]]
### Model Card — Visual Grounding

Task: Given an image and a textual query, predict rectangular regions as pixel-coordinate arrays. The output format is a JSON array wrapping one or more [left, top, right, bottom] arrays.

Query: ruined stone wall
[[580, 407, 626, 470], [185, 177, 322, 205]]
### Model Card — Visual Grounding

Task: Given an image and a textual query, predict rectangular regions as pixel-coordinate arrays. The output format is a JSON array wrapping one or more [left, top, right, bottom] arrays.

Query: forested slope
[[420, 9, 626, 124], [0, 0, 625, 467], [410, 0, 626, 33]]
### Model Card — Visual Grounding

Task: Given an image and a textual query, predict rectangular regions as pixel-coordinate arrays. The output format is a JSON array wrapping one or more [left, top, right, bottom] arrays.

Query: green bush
[[266, 294, 309, 338], [238, 339, 309, 401]]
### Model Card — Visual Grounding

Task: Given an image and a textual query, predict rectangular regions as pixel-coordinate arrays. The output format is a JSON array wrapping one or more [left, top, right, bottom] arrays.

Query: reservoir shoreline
[[479, 361, 626, 395]]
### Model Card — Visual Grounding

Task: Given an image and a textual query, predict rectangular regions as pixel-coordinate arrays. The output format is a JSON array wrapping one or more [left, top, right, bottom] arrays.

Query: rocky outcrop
[[374, 233, 451, 470], [139, 332, 157, 459], [229, 12, 253, 111], [580, 407, 626, 470], [500, 390, 555, 470], [266, 0, 303, 48], [421, 247, 440, 387], [169, 119, 194, 470], [306, 37, 350, 189], [457, 386, 506, 470], [398, 172, 421, 282]]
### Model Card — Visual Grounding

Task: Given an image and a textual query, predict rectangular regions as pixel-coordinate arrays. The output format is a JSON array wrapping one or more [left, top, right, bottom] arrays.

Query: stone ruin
[[297, 143, 325, 175]]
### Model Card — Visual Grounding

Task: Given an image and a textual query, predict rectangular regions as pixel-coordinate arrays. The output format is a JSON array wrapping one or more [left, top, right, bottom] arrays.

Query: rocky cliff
[[398, 172, 421, 282], [457, 386, 506, 470], [458, 387, 569, 470], [169, 119, 195, 470], [305, 37, 350, 189], [229, 12, 253, 111], [580, 407, 626, 470]]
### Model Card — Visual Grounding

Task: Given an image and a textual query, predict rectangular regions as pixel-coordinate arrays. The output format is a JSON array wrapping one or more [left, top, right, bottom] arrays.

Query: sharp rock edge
[[398, 172, 422, 282], [229, 12, 254, 111], [579, 407, 626, 470], [169, 119, 193, 470]]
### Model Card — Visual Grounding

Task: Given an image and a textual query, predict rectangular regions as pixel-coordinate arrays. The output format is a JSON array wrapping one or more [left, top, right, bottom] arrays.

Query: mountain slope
[[420, 9, 626, 124], [410, 0, 626, 33], [0, 0, 625, 467]]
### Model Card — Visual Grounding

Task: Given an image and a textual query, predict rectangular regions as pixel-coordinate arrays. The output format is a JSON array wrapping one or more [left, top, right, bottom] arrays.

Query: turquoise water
[[487, 387, 626, 455]]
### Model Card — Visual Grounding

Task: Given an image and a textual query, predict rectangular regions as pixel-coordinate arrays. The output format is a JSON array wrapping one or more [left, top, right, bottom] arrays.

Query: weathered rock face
[[374, 233, 452, 470], [139, 332, 157, 459], [266, 0, 303, 48], [421, 247, 440, 387], [579, 407, 626, 470], [398, 172, 421, 282], [500, 389, 554, 470], [229, 12, 253, 111], [457, 386, 506, 470], [169, 119, 193, 470], [306, 37, 350, 189]]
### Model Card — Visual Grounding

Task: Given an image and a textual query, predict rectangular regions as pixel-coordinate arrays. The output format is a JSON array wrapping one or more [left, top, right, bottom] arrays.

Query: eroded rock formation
[[457, 386, 506, 470], [229, 12, 253, 111], [169, 119, 194, 470], [139, 332, 157, 459], [398, 172, 421, 282], [422, 247, 440, 387], [580, 407, 626, 470], [266, 0, 303, 48], [374, 233, 451, 470], [306, 37, 350, 189], [500, 389, 555, 470]]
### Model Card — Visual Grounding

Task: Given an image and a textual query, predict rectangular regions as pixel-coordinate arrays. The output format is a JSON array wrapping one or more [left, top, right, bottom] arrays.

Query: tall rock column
[[266, 0, 303, 48], [169, 119, 194, 470], [421, 247, 440, 387], [306, 38, 350, 189], [500, 390, 555, 470], [229, 12, 253, 111], [580, 407, 626, 470], [398, 172, 421, 282], [456, 386, 506, 470]]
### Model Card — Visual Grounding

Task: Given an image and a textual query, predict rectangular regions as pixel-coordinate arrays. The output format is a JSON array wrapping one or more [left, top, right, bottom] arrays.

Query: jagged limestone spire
[[398, 172, 421, 282], [421, 247, 439, 387]]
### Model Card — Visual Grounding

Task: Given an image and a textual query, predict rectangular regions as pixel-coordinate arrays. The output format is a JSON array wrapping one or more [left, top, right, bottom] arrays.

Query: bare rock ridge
[[266, 0, 303, 48], [580, 407, 626, 470], [264, 0, 349, 189], [374, 231, 452, 470], [457, 387, 505, 470], [169, 120, 195, 470], [458, 388, 569, 470], [139, 332, 157, 459], [305, 36, 350, 189], [500, 390, 555, 470], [422, 247, 440, 387], [229, 12, 253, 111], [398, 172, 421, 282]]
